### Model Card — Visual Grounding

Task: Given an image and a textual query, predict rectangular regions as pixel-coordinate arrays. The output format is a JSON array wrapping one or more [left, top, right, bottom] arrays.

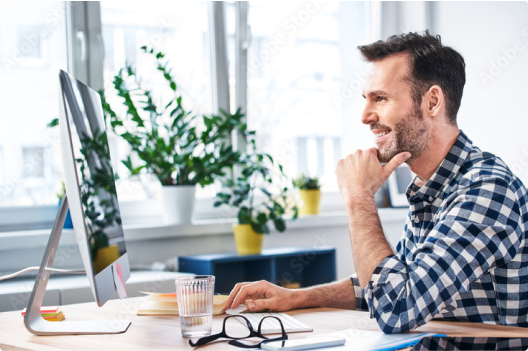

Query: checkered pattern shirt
[[351, 130, 528, 349]]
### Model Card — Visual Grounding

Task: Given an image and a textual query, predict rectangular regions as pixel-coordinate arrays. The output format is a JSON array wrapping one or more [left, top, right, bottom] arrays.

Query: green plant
[[98, 46, 245, 186], [76, 128, 122, 260], [214, 135, 298, 234], [56, 181, 66, 201], [293, 174, 321, 190]]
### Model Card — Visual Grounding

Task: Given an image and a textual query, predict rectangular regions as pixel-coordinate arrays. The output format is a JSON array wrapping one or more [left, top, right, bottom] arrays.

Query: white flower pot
[[160, 185, 196, 224]]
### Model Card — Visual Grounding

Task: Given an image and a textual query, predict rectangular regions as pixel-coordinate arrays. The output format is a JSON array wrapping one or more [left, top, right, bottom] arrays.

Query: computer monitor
[[24, 70, 131, 335], [58, 69, 131, 305]]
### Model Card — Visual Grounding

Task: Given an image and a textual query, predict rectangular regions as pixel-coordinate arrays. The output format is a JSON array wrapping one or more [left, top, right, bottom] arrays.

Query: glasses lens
[[259, 317, 283, 334], [225, 316, 252, 338]]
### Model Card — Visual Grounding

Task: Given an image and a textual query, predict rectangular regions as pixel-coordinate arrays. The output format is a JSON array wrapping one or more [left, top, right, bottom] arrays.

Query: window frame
[[0, 1, 386, 232]]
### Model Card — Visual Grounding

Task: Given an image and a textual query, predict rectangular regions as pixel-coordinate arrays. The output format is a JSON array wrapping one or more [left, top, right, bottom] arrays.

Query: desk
[[1, 298, 528, 350]]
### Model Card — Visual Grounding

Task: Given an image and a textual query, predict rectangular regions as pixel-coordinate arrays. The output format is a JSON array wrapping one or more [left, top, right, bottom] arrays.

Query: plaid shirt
[[351, 130, 528, 349]]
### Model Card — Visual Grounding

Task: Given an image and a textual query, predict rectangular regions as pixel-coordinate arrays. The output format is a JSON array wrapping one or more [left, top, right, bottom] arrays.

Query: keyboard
[[236, 312, 313, 334]]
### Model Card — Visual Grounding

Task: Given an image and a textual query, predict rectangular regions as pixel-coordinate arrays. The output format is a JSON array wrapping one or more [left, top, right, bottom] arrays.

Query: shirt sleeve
[[363, 176, 524, 334], [350, 273, 369, 311]]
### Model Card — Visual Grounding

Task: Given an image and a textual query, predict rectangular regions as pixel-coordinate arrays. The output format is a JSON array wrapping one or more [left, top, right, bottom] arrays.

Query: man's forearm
[[347, 192, 394, 288], [292, 278, 356, 310]]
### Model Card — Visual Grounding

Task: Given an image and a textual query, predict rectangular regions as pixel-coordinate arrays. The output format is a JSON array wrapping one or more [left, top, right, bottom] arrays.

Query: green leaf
[[256, 212, 267, 224], [292, 206, 299, 220], [131, 165, 146, 175], [251, 221, 269, 234], [47, 118, 59, 128], [238, 207, 252, 224], [260, 187, 272, 197], [273, 217, 286, 232]]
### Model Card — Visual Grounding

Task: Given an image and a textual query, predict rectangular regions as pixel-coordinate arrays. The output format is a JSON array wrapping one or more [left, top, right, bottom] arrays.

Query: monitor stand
[[24, 195, 131, 335]]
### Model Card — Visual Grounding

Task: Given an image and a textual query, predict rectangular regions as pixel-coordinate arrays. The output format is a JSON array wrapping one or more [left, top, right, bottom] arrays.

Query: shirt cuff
[[362, 255, 405, 319], [350, 273, 369, 311]]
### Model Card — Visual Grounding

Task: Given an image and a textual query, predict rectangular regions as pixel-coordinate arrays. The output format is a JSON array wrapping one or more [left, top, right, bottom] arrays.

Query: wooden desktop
[[2, 298, 528, 350]]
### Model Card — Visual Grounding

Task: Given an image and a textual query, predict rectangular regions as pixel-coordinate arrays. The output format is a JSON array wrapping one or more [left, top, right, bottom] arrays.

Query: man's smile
[[372, 128, 392, 144]]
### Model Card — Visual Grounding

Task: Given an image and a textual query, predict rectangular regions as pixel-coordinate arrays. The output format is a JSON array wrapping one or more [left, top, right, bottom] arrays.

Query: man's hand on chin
[[335, 148, 411, 206]]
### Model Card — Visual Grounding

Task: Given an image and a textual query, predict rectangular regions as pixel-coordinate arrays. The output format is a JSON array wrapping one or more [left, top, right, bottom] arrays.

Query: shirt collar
[[406, 130, 472, 204]]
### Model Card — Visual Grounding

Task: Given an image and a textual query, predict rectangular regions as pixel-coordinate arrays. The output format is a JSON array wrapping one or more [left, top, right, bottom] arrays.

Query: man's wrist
[[345, 190, 374, 209], [290, 288, 309, 309]]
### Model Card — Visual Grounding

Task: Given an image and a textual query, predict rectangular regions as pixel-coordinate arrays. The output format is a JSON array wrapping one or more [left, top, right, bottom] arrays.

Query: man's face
[[361, 54, 430, 164]]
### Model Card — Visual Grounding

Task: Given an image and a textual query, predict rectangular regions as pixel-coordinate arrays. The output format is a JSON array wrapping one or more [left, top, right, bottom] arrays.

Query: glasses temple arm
[[189, 333, 223, 347]]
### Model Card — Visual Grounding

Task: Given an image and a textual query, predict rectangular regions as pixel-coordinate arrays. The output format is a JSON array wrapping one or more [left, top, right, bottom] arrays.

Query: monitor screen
[[59, 71, 127, 276]]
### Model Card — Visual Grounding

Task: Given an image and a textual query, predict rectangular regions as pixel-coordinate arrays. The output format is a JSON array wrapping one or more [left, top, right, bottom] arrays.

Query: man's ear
[[426, 85, 443, 117]]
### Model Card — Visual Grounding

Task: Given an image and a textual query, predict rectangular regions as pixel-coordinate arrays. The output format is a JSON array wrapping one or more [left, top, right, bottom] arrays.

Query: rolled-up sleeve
[[350, 273, 369, 311], [363, 176, 523, 334]]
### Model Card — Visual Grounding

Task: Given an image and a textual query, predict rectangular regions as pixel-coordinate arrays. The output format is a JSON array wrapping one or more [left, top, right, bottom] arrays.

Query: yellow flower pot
[[299, 189, 321, 215], [233, 224, 264, 255]]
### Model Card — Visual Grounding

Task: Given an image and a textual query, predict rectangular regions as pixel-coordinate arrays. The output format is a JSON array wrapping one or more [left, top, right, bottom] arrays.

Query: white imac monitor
[[58, 69, 131, 305], [24, 70, 131, 335]]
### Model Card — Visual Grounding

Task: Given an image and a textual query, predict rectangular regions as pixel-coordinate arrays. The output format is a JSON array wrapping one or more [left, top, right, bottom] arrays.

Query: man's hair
[[357, 30, 465, 125]]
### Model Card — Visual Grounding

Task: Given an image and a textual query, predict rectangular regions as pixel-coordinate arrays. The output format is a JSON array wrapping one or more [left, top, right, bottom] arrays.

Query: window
[[0, 1, 377, 231], [100, 1, 214, 201], [0, 1, 67, 208], [243, 2, 345, 191]]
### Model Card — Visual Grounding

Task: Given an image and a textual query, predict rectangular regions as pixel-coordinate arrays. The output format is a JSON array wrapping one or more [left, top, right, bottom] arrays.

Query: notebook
[[318, 329, 444, 351], [136, 292, 229, 316]]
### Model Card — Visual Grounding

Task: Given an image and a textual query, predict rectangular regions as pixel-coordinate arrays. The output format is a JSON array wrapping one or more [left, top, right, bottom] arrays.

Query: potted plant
[[214, 136, 298, 255], [293, 175, 321, 215], [99, 46, 245, 224]]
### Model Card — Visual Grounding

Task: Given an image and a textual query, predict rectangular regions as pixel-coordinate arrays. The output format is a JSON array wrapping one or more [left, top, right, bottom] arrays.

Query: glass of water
[[175, 275, 215, 337]]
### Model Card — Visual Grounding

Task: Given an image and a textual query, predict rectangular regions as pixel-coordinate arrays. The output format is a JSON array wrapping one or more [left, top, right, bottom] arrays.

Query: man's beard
[[376, 103, 430, 164]]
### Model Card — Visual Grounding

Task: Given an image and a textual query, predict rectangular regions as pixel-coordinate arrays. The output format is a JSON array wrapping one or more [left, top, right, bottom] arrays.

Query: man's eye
[[376, 96, 386, 102]]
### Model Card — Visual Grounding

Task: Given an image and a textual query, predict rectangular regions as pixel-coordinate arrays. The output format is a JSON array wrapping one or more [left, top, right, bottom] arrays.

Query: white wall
[[434, 2, 528, 184], [381, 1, 528, 184]]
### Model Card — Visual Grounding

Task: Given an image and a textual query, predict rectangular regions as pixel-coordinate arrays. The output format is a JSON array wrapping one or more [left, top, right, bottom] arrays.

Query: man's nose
[[361, 106, 378, 125]]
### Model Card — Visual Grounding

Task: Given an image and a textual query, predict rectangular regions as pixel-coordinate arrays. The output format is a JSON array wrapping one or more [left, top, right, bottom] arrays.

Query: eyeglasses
[[189, 315, 288, 348]]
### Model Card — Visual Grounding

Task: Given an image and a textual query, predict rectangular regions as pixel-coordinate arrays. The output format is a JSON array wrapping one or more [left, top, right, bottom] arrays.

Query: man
[[226, 31, 528, 349]]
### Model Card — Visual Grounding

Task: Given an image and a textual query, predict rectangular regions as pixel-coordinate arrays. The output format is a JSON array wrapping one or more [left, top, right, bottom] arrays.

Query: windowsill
[[0, 208, 408, 252]]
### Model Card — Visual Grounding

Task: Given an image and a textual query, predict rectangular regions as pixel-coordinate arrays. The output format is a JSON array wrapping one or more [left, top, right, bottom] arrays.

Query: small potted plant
[[214, 136, 298, 255], [293, 175, 321, 215], [99, 46, 244, 224]]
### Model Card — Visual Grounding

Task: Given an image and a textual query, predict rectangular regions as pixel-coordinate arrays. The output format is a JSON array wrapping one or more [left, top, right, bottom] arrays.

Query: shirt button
[[429, 196, 434, 201], [414, 216, 420, 223]]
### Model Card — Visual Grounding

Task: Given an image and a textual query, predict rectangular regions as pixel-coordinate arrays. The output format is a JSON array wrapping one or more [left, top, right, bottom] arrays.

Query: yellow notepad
[[137, 292, 229, 316]]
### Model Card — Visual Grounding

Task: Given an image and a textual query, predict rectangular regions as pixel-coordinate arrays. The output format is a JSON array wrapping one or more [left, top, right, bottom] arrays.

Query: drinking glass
[[175, 275, 215, 337]]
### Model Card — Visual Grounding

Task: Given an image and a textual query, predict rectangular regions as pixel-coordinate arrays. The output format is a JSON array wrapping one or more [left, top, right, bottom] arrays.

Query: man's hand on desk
[[226, 280, 299, 312], [226, 278, 357, 312]]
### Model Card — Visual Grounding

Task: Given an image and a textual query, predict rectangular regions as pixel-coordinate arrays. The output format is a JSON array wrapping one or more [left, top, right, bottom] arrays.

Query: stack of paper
[[136, 292, 229, 316], [21, 307, 65, 322]]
